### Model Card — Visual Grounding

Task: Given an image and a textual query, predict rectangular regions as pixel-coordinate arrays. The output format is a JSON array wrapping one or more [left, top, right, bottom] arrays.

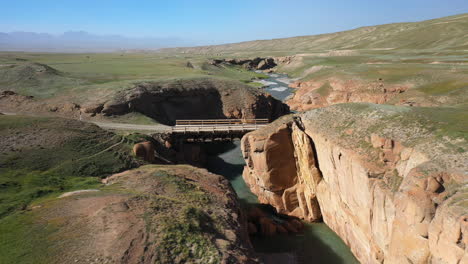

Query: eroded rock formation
[[21, 165, 259, 263], [0, 78, 290, 125], [241, 104, 467, 263], [209, 57, 277, 71], [133, 141, 156, 162], [287, 78, 411, 111], [97, 78, 288, 125]]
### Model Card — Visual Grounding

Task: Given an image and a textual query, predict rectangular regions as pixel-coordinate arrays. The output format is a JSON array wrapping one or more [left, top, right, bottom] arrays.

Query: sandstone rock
[[81, 103, 104, 114], [286, 78, 411, 111], [241, 117, 298, 212], [209, 57, 277, 71], [133, 141, 156, 163], [241, 105, 467, 263], [102, 101, 129, 116], [259, 217, 277, 236], [247, 206, 267, 221], [242, 116, 322, 222]]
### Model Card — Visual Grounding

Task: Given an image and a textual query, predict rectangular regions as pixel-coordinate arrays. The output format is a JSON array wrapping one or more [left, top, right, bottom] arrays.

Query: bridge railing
[[175, 118, 269, 126]]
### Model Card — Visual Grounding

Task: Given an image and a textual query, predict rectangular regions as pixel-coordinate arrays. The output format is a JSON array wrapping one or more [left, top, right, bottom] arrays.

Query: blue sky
[[1, 0, 467, 45]]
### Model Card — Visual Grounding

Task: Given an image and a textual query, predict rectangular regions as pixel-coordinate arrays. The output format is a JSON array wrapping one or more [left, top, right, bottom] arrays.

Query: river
[[206, 73, 359, 264]]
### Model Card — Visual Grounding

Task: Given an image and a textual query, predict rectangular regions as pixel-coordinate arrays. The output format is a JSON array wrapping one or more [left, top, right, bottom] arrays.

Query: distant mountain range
[[0, 31, 196, 52]]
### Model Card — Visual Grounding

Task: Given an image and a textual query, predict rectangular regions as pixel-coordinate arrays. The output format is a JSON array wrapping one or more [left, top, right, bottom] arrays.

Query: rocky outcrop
[[133, 141, 156, 162], [86, 78, 289, 125], [241, 115, 322, 222], [246, 206, 305, 237], [287, 78, 411, 111], [0, 78, 290, 125], [241, 103, 467, 264], [209, 57, 277, 71], [13, 165, 259, 263]]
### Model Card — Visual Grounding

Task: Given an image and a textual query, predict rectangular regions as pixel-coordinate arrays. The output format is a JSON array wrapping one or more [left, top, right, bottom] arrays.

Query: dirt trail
[[92, 121, 171, 132], [0, 112, 171, 132]]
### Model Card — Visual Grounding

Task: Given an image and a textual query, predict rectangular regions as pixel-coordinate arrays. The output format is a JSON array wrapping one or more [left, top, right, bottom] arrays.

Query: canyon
[[1, 11, 467, 264], [0, 77, 288, 125], [241, 104, 467, 263], [1, 55, 466, 264]]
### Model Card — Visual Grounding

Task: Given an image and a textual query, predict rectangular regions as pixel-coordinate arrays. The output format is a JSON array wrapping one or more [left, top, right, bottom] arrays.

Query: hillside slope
[[161, 14, 468, 55], [0, 115, 137, 217]]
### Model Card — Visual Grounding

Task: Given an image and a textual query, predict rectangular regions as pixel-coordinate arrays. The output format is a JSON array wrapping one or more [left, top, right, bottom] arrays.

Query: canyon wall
[[208, 57, 277, 71], [97, 78, 289, 125], [287, 78, 411, 112], [241, 104, 467, 264], [1, 78, 289, 125]]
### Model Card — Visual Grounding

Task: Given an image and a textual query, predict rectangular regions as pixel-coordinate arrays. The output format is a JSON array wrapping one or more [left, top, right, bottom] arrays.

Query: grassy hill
[[0, 115, 139, 218], [161, 13, 468, 56]]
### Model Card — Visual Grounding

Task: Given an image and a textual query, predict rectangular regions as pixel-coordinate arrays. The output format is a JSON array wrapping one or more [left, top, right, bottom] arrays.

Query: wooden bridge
[[172, 119, 268, 133], [171, 119, 269, 142]]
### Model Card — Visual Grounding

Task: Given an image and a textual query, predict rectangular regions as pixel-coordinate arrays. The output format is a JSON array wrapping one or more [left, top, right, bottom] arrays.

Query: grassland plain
[[0, 52, 267, 98], [1, 14, 467, 115], [0, 52, 273, 124]]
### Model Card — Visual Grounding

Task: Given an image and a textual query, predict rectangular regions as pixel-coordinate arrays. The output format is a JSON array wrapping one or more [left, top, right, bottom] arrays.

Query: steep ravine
[[206, 74, 359, 263], [241, 104, 467, 264]]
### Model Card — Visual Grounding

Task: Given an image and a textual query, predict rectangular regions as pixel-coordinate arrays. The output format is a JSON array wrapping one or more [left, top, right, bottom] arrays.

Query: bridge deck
[[175, 118, 269, 126], [172, 119, 269, 133]]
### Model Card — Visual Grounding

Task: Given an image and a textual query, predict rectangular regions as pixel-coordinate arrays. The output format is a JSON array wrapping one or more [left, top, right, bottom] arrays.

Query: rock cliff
[[208, 57, 277, 71], [0, 78, 289, 125], [287, 78, 411, 111], [98, 78, 288, 125], [241, 103, 467, 264]]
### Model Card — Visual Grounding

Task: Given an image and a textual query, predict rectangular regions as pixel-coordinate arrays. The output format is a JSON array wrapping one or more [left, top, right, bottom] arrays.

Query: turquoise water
[[206, 141, 359, 264]]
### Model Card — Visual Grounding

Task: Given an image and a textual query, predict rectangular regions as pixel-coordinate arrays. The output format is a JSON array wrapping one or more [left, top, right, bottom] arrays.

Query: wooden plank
[[175, 119, 269, 126]]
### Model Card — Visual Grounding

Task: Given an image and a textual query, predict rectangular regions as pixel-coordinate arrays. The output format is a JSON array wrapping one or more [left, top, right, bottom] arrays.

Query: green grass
[[0, 52, 267, 100], [103, 112, 160, 125], [145, 170, 222, 263], [160, 13, 468, 54], [418, 80, 467, 95], [0, 115, 137, 218], [316, 82, 333, 96], [410, 106, 468, 140], [155, 206, 221, 264], [0, 210, 58, 264], [0, 165, 234, 263]]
